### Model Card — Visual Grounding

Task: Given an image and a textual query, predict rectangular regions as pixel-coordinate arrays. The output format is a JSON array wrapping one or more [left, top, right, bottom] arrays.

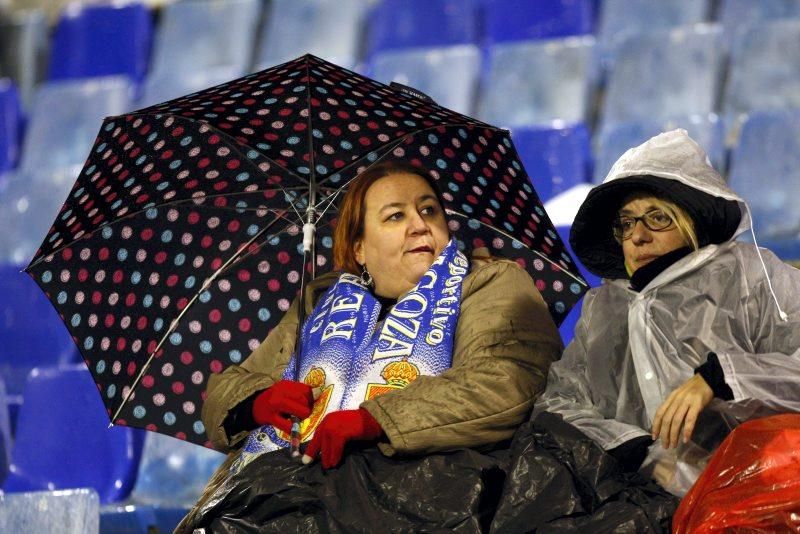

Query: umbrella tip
[[107, 421, 114, 429], [389, 82, 436, 104]]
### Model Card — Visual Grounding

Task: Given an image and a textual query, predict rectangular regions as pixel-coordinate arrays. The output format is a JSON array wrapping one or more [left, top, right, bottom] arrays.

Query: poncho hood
[[571, 129, 748, 279]]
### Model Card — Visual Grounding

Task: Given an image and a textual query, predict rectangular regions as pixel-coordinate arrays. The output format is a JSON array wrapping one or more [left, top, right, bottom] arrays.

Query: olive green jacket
[[179, 256, 562, 531]]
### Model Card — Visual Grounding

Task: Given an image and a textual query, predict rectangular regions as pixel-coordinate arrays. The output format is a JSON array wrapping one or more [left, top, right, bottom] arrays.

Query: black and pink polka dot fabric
[[26, 55, 587, 447]]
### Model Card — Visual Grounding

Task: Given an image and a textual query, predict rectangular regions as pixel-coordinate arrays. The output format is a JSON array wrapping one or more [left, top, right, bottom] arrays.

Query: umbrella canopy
[[26, 55, 588, 446]]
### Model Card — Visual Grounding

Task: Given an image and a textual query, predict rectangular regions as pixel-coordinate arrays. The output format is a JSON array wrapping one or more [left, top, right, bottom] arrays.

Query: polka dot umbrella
[[25, 55, 588, 447]]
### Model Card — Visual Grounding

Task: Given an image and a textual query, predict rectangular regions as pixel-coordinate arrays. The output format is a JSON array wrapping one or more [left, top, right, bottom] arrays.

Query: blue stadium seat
[[596, 0, 710, 67], [98, 431, 224, 532], [511, 123, 592, 203], [19, 76, 133, 175], [3, 365, 145, 504], [598, 0, 709, 42], [0, 169, 82, 265], [594, 115, 725, 183], [138, 67, 238, 108], [483, 0, 595, 44], [0, 79, 21, 175], [1, 77, 132, 263], [100, 505, 162, 534], [0, 489, 100, 533], [47, 2, 153, 84], [130, 433, 224, 508], [553, 223, 601, 345], [547, 185, 601, 344], [100, 504, 189, 534], [728, 110, 800, 259], [0, 375, 11, 486], [147, 0, 260, 83], [255, 0, 371, 71], [723, 20, 800, 125], [0, 9, 48, 107], [719, 0, 800, 46], [367, 0, 481, 55], [477, 36, 597, 128], [602, 24, 723, 125], [369, 45, 481, 114], [0, 264, 78, 397]]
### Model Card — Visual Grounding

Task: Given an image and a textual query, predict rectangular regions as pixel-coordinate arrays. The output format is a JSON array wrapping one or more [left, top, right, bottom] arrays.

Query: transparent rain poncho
[[535, 129, 800, 496]]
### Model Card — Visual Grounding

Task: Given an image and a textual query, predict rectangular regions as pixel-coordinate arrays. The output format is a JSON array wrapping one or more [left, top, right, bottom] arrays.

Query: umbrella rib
[[215, 192, 346, 272], [311, 124, 502, 216], [314, 128, 464, 217], [304, 57, 318, 208], [310, 135, 412, 219], [124, 108, 319, 220], [167, 115, 313, 216], [313, 187, 346, 221], [284, 189, 307, 222], [445, 209, 588, 287], [118, 109, 314, 190], [26, 187, 311, 271], [109, 212, 295, 425], [314, 123, 502, 191], [314, 135, 407, 190], [175, 206, 310, 281]]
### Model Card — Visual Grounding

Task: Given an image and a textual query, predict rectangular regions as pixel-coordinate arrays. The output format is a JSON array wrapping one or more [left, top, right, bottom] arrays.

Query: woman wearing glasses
[[533, 129, 800, 496]]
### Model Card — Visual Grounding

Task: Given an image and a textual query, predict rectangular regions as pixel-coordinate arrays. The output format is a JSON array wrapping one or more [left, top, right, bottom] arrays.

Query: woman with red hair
[[179, 160, 562, 530]]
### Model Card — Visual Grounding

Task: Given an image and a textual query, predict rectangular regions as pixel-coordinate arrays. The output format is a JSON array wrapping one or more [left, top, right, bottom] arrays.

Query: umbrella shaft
[[290, 416, 302, 457]]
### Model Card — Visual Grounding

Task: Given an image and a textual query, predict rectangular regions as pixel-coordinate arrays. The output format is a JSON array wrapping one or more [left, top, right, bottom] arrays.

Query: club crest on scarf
[[232, 239, 469, 472]]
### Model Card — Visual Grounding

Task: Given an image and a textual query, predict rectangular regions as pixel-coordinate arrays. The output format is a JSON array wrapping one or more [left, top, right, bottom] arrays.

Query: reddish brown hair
[[332, 161, 446, 275]]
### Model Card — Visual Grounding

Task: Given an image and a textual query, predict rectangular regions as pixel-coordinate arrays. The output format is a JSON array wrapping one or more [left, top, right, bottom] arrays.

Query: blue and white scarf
[[233, 239, 469, 472]]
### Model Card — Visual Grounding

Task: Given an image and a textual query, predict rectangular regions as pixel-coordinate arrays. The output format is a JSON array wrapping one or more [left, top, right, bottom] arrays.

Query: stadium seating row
[[0, 0, 797, 359], [4, 0, 800, 85], [2, 0, 800, 115], [0, 365, 224, 532], [1, 2, 798, 184], [0, 2, 799, 529]]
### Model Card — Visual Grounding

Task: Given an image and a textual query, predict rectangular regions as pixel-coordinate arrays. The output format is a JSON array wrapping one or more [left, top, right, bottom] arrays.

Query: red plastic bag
[[673, 414, 800, 533]]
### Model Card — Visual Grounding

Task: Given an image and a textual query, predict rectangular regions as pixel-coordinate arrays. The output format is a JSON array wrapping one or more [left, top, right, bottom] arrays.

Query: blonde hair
[[619, 193, 699, 251]]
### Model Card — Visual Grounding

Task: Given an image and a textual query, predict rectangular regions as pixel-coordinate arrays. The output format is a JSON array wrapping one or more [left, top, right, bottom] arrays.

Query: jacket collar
[[630, 243, 726, 294], [629, 247, 693, 292]]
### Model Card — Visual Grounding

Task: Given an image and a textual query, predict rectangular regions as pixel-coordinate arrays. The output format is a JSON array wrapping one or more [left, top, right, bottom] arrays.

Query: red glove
[[252, 380, 314, 433], [301, 408, 383, 469]]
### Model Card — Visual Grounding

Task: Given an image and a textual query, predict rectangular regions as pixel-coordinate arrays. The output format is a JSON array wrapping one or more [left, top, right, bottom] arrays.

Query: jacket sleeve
[[361, 260, 563, 456], [533, 288, 652, 450], [201, 298, 300, 451], [716, 251, 800, 410]]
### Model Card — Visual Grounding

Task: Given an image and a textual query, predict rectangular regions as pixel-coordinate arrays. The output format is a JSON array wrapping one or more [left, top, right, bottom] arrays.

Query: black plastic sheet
[[491, 412, 678, 533], [188, 413, 679, 533], [190, 445, 508, 533]]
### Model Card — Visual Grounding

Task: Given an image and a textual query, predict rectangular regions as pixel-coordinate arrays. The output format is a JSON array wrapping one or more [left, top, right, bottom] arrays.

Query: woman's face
[[619, 195, 689, 275], [354, 172, 450, 299]]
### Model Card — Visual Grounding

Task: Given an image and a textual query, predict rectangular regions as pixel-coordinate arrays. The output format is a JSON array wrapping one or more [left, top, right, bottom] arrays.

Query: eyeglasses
[[612, 209, 674, 240]]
